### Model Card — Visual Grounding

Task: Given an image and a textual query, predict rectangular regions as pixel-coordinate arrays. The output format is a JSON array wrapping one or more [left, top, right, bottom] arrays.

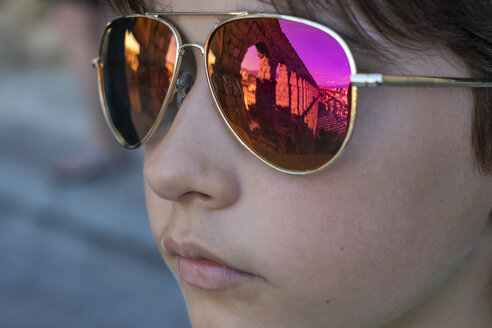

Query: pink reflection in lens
[[209, 17, 353, 171], [242, 46, 260, 74], [279, 20, 351, 88]]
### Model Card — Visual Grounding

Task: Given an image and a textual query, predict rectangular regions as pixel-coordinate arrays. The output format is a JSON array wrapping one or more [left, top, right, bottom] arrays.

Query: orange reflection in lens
[[125, 18, 176, 141], [207, 18, 352, 172], [102, 17, 177, 147]]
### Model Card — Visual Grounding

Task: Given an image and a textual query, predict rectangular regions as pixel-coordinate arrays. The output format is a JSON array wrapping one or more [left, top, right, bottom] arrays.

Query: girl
[[96, 0, 492, 327]]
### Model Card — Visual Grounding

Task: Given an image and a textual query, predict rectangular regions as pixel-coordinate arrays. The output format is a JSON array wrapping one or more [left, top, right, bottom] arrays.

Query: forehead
[[150, 0, 275, 12], [143, 0, 446, 74], [146, 0, 390, 71], [145, 0, 275, 43], [148, 0, 354, 31], [146, 0, 352, 42]]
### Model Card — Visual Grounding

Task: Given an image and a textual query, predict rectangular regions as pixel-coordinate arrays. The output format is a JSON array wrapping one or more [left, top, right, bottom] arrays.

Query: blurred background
[[0, 0, 190, 326]]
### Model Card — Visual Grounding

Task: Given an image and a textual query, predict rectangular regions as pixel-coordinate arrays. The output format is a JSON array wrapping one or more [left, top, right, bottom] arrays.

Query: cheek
[[144, 179, 172, 243], [241, 87, 488, 324]]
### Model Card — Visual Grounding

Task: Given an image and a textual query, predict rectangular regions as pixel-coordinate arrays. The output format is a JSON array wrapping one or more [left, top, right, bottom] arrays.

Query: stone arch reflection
[[208, 17, 351, 166]]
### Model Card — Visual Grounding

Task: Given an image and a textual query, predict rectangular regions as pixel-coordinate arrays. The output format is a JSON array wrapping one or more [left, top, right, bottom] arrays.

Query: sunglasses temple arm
[[351, 73, 492, 88]]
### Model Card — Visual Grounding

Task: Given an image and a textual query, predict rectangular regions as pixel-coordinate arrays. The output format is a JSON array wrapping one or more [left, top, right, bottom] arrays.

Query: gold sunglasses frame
[[93, 12, 492, 175]]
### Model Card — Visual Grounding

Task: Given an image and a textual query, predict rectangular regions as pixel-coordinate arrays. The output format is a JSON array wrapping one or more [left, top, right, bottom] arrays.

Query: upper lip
[[163, 237, 241, 271]]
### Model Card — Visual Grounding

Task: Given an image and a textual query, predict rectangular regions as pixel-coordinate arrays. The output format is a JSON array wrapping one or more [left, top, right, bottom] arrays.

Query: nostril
[[178, 191, 213, 204]]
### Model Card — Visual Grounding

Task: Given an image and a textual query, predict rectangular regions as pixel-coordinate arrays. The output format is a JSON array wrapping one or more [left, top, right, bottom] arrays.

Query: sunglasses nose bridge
[[179, 43, 205, 55]]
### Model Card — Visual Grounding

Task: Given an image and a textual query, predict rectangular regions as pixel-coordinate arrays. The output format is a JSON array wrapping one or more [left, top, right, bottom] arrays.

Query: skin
[[142, 0, 492, 327]]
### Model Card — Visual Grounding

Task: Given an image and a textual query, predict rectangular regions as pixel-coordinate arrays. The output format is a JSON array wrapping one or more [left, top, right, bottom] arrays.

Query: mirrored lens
[[207, 17, 353, 172], [100, 17, 177, 147]]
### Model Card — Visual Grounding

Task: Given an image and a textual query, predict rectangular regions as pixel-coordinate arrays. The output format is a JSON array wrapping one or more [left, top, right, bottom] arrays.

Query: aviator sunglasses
[[93, 12, 492, 174]]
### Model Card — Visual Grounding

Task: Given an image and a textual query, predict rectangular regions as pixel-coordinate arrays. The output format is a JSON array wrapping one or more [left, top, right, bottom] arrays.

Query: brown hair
[[106, 0, 492, 174]]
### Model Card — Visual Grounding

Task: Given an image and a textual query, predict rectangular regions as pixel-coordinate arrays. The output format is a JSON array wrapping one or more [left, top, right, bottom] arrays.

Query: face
[[142, 1, 492, 327]]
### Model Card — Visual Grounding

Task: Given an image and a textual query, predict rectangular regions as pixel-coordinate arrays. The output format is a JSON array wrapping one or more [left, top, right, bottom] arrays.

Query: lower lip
[[178, 257, 258, 290]]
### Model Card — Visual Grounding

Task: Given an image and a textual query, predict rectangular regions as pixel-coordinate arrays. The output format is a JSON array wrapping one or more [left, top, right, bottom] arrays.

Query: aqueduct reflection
[[208, 18, 351, 169]]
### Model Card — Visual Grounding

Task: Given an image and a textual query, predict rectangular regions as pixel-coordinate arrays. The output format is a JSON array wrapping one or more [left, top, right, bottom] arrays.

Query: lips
[[163, 238, 261, 290]]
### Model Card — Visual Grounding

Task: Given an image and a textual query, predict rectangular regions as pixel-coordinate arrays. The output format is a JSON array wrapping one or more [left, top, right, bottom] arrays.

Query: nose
[[144, 48, 241, 210]]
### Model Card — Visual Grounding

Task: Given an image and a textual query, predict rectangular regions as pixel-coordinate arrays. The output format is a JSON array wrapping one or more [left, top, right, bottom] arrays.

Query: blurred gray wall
[[0, 1, 190, 326]]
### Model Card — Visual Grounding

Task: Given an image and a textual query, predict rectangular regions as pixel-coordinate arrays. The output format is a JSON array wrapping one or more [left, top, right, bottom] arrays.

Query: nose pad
[[175, 48, 197, 108], [153, 48, 197, 138], [176, 71, 195, 107]]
